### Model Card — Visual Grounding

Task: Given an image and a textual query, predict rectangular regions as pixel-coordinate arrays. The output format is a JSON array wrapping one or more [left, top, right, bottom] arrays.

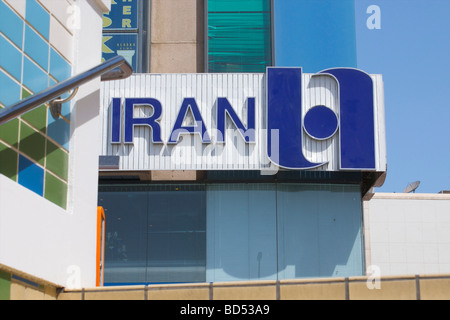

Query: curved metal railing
[[0, 55, 132, 126]]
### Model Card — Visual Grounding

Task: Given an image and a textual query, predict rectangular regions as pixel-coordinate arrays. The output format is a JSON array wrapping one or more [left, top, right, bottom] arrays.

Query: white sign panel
[[99, 69, 386, 173]]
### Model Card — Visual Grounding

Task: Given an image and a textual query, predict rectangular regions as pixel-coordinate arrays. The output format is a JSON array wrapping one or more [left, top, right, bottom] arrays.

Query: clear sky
[[355, 0, 450, 193], [275, 0, 450, 194]]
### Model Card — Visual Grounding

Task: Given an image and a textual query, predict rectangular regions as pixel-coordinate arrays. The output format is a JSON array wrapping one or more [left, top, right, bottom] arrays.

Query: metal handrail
[[0, 55, 132, 126]]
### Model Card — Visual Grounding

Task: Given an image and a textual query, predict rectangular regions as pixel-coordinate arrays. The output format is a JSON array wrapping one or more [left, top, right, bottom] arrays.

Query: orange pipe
[[96, 207, 105, 287]]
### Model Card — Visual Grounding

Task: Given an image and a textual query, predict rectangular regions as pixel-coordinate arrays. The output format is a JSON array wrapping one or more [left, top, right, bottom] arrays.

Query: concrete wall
[[364, 193, 450, 276], [57, 274, 450, 300], [150, 0, 205, 73], [0, 267, 57, 300], [0, 0, 110, 288], [2, 266, 449, 300]]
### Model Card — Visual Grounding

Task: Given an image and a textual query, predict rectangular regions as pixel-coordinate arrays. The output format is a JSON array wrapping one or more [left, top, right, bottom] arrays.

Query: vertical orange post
[[96, 206, 105, 287]]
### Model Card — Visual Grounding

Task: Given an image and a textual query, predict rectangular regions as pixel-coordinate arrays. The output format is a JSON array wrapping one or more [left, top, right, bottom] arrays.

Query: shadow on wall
[[207, 183, 364, 281]]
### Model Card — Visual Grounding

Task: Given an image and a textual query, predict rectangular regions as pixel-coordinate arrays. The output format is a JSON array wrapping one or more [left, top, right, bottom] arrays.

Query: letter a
[[367, 5, 381, 30]]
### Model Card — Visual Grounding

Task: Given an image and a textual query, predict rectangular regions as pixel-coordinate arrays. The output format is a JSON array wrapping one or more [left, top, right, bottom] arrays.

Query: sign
[[102, 33, 138, 71], [267, 68, 376, 170], [102, 0, 139, 71], [103, 0, 138, 30], [100, 69, 386, 172]]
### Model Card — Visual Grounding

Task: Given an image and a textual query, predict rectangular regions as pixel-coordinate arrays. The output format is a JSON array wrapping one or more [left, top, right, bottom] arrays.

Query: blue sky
[[275, 0, 450, 194], [355, 0, 450, 193]]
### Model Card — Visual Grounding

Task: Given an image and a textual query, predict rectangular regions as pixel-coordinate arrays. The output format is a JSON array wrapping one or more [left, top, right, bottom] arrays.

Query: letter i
[[111, 98, 121, 143]]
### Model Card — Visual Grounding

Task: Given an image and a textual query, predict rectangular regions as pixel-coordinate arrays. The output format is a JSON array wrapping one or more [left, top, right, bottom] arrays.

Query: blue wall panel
[[274, 0, 357, 72], [276, 184, 364, 279], [206, 183, 364, 283], [0, 0, 24, 48], [206, 184, 278, 282]]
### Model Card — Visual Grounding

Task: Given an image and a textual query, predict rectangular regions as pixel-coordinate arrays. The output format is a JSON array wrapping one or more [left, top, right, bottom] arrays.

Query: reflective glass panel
[[98, 185, 206, 285], [207, 0, 272, 72]]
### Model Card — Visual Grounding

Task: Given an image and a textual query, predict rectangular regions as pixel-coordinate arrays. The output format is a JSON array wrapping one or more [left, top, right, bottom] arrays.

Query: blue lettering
[[216, 97, 255, 143], [319, 68, 376, 170], [267, 67, 324, 169], [124, 98, 163, 144], [110, 67, 376, 172], [111, 98, 121, 143], [168, 98, 211, 144]]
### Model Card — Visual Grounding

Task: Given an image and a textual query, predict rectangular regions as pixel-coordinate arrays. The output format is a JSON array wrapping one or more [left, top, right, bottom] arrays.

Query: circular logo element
[[303, 105, 338, 140]]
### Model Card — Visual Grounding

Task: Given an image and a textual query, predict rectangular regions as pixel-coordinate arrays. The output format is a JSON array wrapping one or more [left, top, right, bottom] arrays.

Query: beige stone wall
[[0, 267, 59, 300], [57, 274, 450, 300], [10, 281, 57, 300], [150, 0, 205, 73], [3, 271, 449, 300]]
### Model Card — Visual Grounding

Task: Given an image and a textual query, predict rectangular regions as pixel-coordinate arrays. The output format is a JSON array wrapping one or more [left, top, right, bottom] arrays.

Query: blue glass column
[[273, 0, 357, 72]]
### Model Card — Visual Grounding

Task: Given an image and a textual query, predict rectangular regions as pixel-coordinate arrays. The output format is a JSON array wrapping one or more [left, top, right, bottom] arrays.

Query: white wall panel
[[364, 193, 450, 276]]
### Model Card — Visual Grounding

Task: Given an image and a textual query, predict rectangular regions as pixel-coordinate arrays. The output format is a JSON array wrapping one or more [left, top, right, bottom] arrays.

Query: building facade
[[0, 0, 448, 300], [97, 0, 387, 286]]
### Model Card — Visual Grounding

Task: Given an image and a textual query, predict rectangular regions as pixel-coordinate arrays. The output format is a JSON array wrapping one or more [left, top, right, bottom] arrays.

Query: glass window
[[99, 182, 364, 285], [207, 0, 273, 72], [206, 183, 364, 282], [98, 185, 206, 285], [147, 186, 206, 283], [276, 184, 364, 279], [206, 184, 277, 282], [98, 189, 148, 285]]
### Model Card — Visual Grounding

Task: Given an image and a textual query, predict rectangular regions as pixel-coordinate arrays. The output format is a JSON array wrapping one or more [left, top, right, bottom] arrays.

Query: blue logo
[[267, 67, 375, 170]]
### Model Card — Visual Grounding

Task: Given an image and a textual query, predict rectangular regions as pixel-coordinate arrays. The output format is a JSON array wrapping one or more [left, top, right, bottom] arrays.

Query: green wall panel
[[0, 270, 11, 300], [0, 142, 17, 181], [44, 172, 68, 209], [207, 0, 272, 72], [46, 140, 69, 181], [19, 122, 46, 166]]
